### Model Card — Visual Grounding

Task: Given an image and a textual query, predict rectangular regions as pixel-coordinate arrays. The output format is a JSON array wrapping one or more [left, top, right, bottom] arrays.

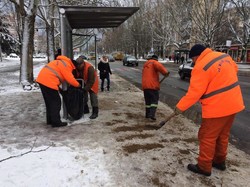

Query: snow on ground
[[0, 58, 250, 187]]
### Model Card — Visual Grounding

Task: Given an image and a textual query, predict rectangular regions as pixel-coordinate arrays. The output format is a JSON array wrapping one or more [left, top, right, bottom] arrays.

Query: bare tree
[[228, 0, 250, 62], [187, 0, 229, 47], [36, 0, 57, 62], [9, 0, 39, 88], [166, 0, 192, 50]]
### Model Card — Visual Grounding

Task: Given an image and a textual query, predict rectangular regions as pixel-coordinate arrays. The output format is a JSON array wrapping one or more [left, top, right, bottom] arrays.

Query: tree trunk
[[47, 25, 55, 62], [20, 14, 36, 85], [19, 0, 38, 86], [47, 1, 55, 62]]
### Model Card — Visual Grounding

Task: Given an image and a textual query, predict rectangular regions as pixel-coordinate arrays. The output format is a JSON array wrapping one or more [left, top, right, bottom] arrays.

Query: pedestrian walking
[[36, 55, 81, 127], [180, 55, 185, 64], [174, 44, 245, 176], [74, 56, 99, 119], [98, 55, 112, 91], [142, 54, 169, 121]]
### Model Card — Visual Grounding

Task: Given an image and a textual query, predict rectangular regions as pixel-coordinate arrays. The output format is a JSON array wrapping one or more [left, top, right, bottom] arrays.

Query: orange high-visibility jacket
[[142, 59, 168, 90], [83, 61, 99, 94], [36, 55, 80, 90], [176, 48, 245, 118]]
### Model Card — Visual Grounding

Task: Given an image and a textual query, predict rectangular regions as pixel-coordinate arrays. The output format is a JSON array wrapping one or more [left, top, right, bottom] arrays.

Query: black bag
[[61, 86, 84, 120]]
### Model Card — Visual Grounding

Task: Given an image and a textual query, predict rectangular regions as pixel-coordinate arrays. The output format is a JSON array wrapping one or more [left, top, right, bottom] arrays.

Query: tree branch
[[0, 138, 54, 163]]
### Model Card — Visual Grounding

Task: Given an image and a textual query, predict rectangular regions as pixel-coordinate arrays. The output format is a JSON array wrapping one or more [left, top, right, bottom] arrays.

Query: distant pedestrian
[[54, 48, 61, 59], [74, 56, 99, 119], [180, 56, 185, 64], [142, 54, 169, 121], [174, 44, 245, 176], [176, 54, 180, 64], [36, 55, 81, 127], [98, 56, 112, 92]]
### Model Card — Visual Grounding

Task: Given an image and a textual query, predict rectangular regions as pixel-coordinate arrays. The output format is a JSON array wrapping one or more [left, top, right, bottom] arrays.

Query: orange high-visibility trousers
[[197, 114, 236, 172]]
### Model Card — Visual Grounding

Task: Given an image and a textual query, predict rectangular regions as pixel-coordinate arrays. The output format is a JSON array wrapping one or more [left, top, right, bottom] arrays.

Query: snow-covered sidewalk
[[0, 59, 250, 187]]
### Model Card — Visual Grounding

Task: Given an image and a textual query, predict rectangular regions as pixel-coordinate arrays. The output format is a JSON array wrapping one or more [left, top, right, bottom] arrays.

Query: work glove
[[165, 71, 170, 77], [174, 107, 183, 115]]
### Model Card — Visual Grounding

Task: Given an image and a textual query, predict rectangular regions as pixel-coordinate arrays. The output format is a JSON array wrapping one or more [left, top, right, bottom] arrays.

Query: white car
[[178, 59, 194, 80], [9, 53, 19, 58]]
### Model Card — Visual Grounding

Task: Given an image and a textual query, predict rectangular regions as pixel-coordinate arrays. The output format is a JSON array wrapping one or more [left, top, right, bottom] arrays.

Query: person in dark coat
[[181, 56, 185, 64], [98, 56, 112, 91], [54, 48, 61, 59]]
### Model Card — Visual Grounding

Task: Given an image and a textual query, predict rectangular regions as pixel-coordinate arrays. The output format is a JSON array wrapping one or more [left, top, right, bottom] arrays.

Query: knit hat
[[151, 54, 158, 60], [76, 57, 84, 65], [189, 44, 206, 58]]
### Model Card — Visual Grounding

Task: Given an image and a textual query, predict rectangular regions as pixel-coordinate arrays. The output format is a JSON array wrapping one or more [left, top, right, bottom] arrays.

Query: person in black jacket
[[98, 56, 112, 91]]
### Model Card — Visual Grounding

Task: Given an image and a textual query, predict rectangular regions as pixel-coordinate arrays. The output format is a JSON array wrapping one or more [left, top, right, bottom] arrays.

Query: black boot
[[212, 161, 226, 171], [145, 108, 151, 118], [89, 107, 98, 119], [52, 122, 67, 128], [84, 104, 90, 114], [187, 164, 211, 176], [150, 107, 157, 121]]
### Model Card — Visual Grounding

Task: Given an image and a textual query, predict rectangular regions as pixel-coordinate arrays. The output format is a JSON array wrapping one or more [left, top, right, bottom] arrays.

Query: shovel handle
[[159, 112, 176, 127], [160, 76, 167, 84]]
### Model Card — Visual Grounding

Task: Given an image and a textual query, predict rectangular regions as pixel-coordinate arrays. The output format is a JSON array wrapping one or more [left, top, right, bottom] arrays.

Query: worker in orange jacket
[[175, 44, 245, 176], [36, 55, 81, 127], [74, 56, 99, 119], [142, 55, 169, 121]]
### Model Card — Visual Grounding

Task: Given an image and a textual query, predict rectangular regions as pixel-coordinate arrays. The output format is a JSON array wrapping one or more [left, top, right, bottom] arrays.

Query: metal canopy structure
[[58, 6, 139, 119], [58, 6, 139, 59], [59, 6, 140, 29]]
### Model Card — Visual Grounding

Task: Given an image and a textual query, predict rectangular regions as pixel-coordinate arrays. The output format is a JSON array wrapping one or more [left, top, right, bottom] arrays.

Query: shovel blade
[[159, 121, 166, 127], [158, 112, 176, 129]]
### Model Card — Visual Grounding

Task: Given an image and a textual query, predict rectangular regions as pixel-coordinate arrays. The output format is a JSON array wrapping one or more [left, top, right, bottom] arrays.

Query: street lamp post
[[0, 26, 2, 62], [226, 40, 231, 54], [0, 35, 2, 62]]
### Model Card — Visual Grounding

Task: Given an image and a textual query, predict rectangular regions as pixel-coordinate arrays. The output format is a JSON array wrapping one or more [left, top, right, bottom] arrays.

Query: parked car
[[123, 56, 138, 66], [107, 55, 115, 62], [9, 53, 19, 58], [87, 52, 96, 60], [79, 55, 88, 60], [33, 53, 46, 59], [146, 54, 154, 60], [178, 59, 194, 80]]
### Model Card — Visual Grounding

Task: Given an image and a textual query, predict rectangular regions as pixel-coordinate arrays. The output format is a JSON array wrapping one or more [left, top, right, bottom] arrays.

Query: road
[[110, 60, 250, 155]]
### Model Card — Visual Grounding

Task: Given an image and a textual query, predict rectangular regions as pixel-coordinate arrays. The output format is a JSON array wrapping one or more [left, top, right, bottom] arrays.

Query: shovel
[[159, 73, 169, 84], [160, 76, 166, 84], [158, 112, 177, 128]]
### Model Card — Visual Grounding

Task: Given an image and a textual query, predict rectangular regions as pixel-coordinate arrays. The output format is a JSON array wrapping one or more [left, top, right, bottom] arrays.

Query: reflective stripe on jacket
[[83, 62, 99, 94], [176, 48, 245, 118], [142, 59, 168, 90], [36, 55, 79, 90]]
